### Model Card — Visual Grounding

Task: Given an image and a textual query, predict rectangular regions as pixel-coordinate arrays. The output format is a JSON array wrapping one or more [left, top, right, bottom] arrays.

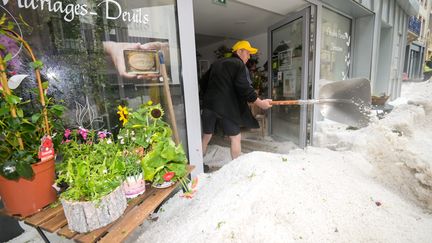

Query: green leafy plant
[[56, 129, 125, 202], [247, 57, 267, 94], [142, 137, 188, 185], [0, 14, 65, 180], [123, 152, 142, 179], [214, 45, 232, 59], [117, 101, 189, 186], [251, 68, 266, 91]]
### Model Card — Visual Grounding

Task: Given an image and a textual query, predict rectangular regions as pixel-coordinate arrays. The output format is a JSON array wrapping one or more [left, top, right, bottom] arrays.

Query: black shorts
[[201, 109, 240, 136]]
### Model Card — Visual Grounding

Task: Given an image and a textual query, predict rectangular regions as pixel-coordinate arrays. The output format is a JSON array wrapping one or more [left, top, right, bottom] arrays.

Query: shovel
[[270, 78, 371, 127]]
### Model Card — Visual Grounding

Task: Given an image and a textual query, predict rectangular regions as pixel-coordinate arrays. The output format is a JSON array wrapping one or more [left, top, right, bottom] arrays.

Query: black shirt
[[199, 56, 259, 128]]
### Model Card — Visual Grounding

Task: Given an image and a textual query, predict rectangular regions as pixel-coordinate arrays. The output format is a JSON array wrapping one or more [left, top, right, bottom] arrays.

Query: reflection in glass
[[270, 17, 303, 144], [320, 8, 352, 81], [3, 0, 188, 151]]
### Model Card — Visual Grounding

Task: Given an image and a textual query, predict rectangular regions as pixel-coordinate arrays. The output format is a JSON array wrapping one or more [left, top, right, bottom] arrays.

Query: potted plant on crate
[[371, 93, 390, 106], [56, 129, 127, 233], [122, 152, 146, 199], [0, 14, 64, 216]]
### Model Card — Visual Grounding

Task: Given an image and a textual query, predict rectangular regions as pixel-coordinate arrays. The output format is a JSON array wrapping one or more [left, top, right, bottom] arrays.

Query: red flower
[[163, 171, 175, 182], [42, 136, 53, 148]]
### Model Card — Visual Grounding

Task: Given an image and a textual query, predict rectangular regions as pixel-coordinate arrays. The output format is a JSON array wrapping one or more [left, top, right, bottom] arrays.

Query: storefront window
[[1, 0, 187, 150], [320, 8, 352, 81]]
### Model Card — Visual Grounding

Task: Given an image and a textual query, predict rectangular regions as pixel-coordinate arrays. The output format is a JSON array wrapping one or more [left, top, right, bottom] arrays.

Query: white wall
[[376, 27, 393, 95], [352, 15, 374, 80], [178, 0, 204, 176]]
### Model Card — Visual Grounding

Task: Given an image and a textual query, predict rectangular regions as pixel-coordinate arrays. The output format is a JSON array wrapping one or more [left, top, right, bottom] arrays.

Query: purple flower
[[0, 35, 22, 72]]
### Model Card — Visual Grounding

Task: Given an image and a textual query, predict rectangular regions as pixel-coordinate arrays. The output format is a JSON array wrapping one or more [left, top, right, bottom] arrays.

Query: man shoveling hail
[[199, 40, 273, 160]]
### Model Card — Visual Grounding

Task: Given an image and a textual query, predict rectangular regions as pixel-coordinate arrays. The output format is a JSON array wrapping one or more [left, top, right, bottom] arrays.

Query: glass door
[[268, 8, 310, 147]]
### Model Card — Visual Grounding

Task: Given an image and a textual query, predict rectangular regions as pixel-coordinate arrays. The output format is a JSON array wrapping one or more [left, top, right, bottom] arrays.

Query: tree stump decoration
[[61, 186, 127, 233]]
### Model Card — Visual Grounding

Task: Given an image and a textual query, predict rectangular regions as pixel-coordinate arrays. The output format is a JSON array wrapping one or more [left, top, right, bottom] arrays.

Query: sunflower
[[149, 104, 164, 120], [117, 105, 129, 125]]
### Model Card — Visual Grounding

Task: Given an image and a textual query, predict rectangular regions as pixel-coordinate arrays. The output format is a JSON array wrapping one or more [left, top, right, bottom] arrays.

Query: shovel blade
[[318, 78, 371, 127]]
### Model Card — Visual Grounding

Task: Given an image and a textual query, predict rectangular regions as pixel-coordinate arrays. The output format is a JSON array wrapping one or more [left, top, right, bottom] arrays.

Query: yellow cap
[[232, 40, 258, 54]]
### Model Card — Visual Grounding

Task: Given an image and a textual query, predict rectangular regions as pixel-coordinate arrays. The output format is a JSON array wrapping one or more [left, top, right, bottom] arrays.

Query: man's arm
[[231, 61, 272, 109], [253, 97, 272, 109]]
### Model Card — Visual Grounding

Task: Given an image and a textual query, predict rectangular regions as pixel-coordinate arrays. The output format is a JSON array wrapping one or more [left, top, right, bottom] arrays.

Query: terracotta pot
[[0, 159, 57, 217], [372, 95, 389, 106]]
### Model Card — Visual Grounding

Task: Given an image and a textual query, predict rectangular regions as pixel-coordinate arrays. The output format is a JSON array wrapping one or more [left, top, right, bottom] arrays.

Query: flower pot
[[61, 186, 127, 233], [123, 173, 146, 199], [372, 95, 389, 106], [0, 159, 57, 217]]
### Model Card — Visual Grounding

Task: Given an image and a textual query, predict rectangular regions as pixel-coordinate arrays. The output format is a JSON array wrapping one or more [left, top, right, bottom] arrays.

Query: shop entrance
[[193, 0, 312, 150]]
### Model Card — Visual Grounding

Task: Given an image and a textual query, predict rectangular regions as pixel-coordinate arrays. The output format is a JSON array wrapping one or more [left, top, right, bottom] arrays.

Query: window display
[[320, 8, 352, 81], [1, 0, 187, 150]]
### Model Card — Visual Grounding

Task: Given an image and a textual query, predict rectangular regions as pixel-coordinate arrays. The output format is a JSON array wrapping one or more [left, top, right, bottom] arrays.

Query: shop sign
[[1, 0, 150, 24], [324, 27, 349, 40]]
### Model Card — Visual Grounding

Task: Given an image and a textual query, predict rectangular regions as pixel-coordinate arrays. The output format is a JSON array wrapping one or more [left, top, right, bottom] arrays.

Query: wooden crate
[[2, 166, 194, 243]]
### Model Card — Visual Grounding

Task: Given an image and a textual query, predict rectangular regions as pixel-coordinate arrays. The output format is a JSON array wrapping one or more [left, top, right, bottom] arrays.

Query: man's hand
[[254, 98, 273, 110], [103, 41, 169, 80], [137, 42, 169, 80]]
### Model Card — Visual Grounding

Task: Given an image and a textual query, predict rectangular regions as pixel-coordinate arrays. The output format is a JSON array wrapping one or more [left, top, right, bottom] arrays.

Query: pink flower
[[64, 129, 71, 138], [191, 177, 198, 190], [180, 192, 195, 199], [78, 127, 88, 140], [98, 131, 107, 140]]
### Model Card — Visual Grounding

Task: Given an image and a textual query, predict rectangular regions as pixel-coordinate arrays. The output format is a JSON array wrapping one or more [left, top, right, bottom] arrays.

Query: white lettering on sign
[[4, 0, 149, 24], [98, 0, 149, 24], [325, 27, 349, 40], [330, 45, 343, 52]]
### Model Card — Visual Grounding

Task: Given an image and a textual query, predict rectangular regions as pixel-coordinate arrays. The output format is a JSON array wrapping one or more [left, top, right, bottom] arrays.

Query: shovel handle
[[270, 100, 300, 106]]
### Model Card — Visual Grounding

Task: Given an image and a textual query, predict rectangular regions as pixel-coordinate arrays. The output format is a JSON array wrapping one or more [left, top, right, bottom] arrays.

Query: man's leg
[[222, 117, 242, 159], [202, 133, 213, 155], [229, 133, 241, 159], [201, 109, 217, 156]]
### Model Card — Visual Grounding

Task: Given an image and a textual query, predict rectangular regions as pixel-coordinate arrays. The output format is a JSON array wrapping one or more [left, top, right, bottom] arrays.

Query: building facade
[[0, 0, 420, 172], [265, 0, 420, 146], [322, 0, 419, 99], [404, 0, 431, 81]]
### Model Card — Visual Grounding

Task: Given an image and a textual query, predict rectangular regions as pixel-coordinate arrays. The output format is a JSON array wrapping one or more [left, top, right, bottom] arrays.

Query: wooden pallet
[[2, 166, 194, 243]]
